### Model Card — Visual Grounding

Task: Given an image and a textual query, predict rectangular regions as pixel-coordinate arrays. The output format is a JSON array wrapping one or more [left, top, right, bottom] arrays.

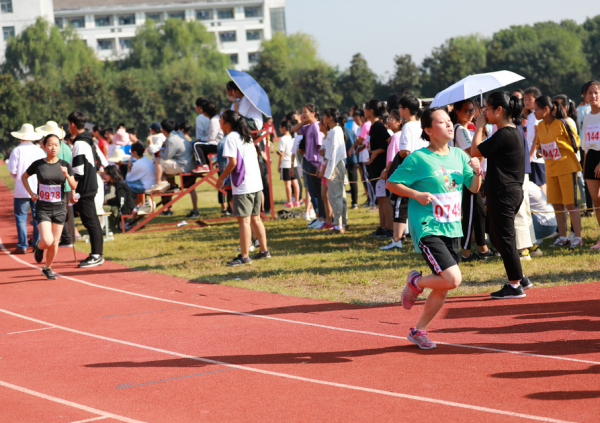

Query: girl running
[[533, 96, 583, 248], [387, 108, 481, 349], [581, 80, 600, 249], [22, 135, 78, 280]]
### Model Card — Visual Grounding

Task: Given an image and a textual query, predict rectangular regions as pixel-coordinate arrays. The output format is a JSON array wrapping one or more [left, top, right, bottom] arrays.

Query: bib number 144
[[432, 191, 461, 223]]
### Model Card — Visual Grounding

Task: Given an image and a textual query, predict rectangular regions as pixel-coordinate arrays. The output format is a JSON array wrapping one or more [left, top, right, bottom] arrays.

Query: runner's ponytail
[[222, 110, 253, 143]]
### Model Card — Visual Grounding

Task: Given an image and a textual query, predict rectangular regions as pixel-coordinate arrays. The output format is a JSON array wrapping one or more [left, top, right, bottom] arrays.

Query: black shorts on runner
[[389, 194, 408, 223], [36, 204, 67, 225], [280, 168, 297, 181], [530, 162, 546, 186], [584, 149, 600, 180], [418, 235, 460, 275]]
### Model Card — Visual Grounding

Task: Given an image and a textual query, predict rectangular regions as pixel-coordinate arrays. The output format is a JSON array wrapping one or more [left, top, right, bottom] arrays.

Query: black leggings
[[487, 189, 523, 281], [346, 163, 358, 205], [75, 195, 103, 256], [193, 143, 217, 165], [461, 189, 486, 250]]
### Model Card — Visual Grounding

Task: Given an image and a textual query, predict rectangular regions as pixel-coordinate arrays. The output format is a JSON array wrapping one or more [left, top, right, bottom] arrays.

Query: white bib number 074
[[432, 191, 461, 223], [39, 184, 61, 203]]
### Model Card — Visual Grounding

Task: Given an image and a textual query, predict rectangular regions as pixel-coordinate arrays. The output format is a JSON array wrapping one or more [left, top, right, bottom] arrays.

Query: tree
[[387, 54, 421, 98], [66, 65, 120, 126], [337, 53, 377, 109], [0, 74, 27, 151], [582, 16, 600, 84]]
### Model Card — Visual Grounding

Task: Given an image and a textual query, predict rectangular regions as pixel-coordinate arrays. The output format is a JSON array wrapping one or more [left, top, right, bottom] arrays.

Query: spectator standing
[[344, 113, 359, 208]]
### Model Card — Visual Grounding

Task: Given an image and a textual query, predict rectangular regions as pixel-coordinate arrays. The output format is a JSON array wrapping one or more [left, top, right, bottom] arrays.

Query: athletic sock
[[91, 254, 100, 259], [510, 282, 521, 289]]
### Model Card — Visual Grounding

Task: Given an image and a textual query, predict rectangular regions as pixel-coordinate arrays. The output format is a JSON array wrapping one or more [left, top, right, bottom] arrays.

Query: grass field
[[2, 155, 600, 305]]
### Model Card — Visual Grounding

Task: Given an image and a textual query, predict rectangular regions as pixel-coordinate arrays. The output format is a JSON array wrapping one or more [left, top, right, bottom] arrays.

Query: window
[[2, 26, 14, 41], [230, 54, 238, 65], [97, 39, 113, 50], [120, 38, 132, 49], [55, 18, 63, 29], [244, 7, 262, 18], [219, 31, 236, 42], [248, 52, 259, 64], [69, 17, 85, 28], [196, 10, 212, 20], [1, 0, 13, 13], [270, 7, 286, 34], [168, 11, 185, 20], [217, 9, 234, 19], [146, 13, 161, 22], [118, 15, 135, 25], [246, 30, 261, 41], [95, 16, 111, 27]]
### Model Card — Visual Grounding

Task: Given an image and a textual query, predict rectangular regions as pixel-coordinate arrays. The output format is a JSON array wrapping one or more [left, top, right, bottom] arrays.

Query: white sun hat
[[35, 121, 66, 139], [108, 147, 131, 163], [11, 124, 44, 141]]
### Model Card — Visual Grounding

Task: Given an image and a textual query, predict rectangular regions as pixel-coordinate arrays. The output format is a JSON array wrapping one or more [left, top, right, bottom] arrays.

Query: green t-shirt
[[57, 141, 73, 193], [388, 146, 475, 252]]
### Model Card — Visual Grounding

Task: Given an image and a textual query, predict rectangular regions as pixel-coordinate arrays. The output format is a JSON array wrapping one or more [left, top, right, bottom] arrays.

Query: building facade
[[0, 0, 54, 58], [53, 0, 286, 70]]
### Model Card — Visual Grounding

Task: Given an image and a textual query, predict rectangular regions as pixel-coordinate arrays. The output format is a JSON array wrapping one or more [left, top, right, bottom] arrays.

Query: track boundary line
[[0, 380, 145, 423], [1, 327, 54, 336], [0, 307, 578, 423], [2, 238, 599, 366]]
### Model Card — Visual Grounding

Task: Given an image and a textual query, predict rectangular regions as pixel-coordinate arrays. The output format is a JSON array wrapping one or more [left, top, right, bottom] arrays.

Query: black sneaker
[[351, 203, 358, 209], [252, 250, 271, 260], [369, 227, 385, 237], [227, 254, 252, 267], [490, 283, 526, 299], [34, 241, 44, 264], [78, 255, 105, 268], [58, 241, 73, 248], [187, 210, 200, 218], [378, 229, 394, 240], [479, 249, 500, 259], [461, 253, 482, 263], [520, 276, 533, 290], [161, 209, 174, 216], [221, 209, 231, 216], [41, 267, 57, 280]]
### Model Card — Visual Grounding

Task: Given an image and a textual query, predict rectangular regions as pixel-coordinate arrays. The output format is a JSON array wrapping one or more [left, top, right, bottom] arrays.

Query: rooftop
[[54, 0, 255, 10]]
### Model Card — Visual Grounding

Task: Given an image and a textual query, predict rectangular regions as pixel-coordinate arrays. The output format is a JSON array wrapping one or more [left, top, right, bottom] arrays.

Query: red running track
[[0, 181, 599, 423]]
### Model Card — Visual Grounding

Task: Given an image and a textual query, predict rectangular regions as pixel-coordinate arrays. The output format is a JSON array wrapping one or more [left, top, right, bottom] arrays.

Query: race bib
[[39, 184, 62, 202], [365, 135, 371, 150], [541, 141, 562, 161], [432, 191, 461, 223], [586, 124, 600, 148]]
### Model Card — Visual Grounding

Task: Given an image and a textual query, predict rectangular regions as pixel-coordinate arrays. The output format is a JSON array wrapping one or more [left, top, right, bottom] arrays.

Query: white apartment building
[[0, 0, 54, 58], [53, 0, 286, 70]]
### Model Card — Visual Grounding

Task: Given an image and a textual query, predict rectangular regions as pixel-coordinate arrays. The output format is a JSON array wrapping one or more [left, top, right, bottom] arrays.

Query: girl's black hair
[[92, 125, 103, 133], [353, 108, 364, 117], [222, 110, 253, 143], [41, 134, 60, 148], [486, 91, 523, 122], [534, 95, 561, 118], [104, 127, 115, 136], [399, 95, 420, 116], [226, 81, 240, 92], [364, 99, 385, 117], [323, 107, 348, 142], [285, 111, 298, 126], [581, 80, 600, 97], [449, 99, 473, 125], [280, 120, 291, 132], [304, 103, 318, 116], [203, 102, 220, 118], [553, 94, 578, 122], [420, 107, 447, 142], [104, 165, 124, 183], [389, 109, 403, 129], [513, 88, 525, 98]]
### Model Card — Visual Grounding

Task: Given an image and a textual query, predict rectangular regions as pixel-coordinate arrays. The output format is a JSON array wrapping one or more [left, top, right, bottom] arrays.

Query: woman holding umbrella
[[471, 92, 532, 299]]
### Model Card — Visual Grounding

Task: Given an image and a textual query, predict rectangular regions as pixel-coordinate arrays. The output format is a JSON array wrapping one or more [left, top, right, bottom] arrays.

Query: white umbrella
[[430, 70, 525, 108]]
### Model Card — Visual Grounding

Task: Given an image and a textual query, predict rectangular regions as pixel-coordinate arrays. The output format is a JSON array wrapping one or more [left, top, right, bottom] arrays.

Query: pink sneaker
[[319, 223, 333, 230], [294, 201, 301, 207], [284, 202, 293, 208], [408, 328, 437, 349], [401, 270, 423, 310]]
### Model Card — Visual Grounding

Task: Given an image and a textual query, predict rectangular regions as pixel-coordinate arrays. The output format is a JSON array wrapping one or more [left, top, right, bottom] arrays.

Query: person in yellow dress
[[533, 96, 583, 248]]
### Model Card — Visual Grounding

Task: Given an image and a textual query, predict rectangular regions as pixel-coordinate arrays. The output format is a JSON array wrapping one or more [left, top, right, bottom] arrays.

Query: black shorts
[[280, 168, 297, 181], [36, 203, 67, 225], [584, 149, 600, 180], [418, 235, 460, 275], [181, 174, 198, 189], [530, 162, 546, 186], [389, 194, 408, 223]]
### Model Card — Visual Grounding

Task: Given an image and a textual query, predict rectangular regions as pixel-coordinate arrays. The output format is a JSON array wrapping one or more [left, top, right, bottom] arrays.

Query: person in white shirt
[[126, 142, 156, 194], [192, 102, 224, 173], [398, 95, 428, 157], [523, 87, 546, 193], [277, 121, 299, 208], [7, 124, 46, 254], [217, 110, 270, 266], [226, 81, 263, 131], [195, 97, 210, 141], [146, 122, 166, 187]]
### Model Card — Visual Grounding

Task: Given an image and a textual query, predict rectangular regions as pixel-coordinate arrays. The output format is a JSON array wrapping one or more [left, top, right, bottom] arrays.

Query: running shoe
[[378, 229, 394, 240], [568, 232, 575, 242], [367, 206, 379, 212], [161, 209, 174, 216], [591, 240, 600, 250], [351, 203, 358, 209], [570, 237, 584, 249], [226, 255, 252, 267], [478, 249, 500, 259], [307, 219, 321, 229], [520, 276, 533, 290], [368, 227, 385, 237], [221, 209, 232, 216], [78, 255, 105, 268], [407, 328, 437, 350], [380, 239, 402, 250], [518, 249, 531, 261], [361, 201, 372, 208], [235, 245, 255, 252], [318, 222, 333, 231], [187, 210, 200, 218], [461, 253, 482, 263], [401, 270, 423, 310], [34, 241, 44, 264], [192, 164, 210, 173], [284, 202, 293, 208], [252, 250, 271, 260], [150, 181, 170, 193], [551, 237, 570, 247], [309, 210, 316, 220], [529, 245, 543, 257], [41, 266, 57, 280], [293, 201, 301, 208], [490, 283, 526, 299]]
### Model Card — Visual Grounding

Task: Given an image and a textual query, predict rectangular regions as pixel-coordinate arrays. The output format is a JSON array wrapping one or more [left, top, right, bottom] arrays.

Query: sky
[[286, 0, 600, 79]]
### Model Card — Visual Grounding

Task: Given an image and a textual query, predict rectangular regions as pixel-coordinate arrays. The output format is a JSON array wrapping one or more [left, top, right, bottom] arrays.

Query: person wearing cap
[[7, 124, 47, 254]]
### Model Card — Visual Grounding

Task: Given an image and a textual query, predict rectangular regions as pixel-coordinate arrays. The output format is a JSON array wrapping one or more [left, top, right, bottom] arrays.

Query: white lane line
[[69, 417, 108, 423], [0, 307, 577, 423], [0, 380, 144, 423], [1, 238, 599, 366], [1, 327, 54, 336]]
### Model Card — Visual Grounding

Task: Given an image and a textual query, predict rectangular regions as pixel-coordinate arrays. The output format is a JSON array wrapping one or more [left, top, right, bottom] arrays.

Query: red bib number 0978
[[432, 191, 461, 223], [39, 184, 61, 203]]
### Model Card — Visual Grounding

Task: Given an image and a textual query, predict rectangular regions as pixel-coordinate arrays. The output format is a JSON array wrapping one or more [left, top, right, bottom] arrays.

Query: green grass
[[2, 160, 600, 305]]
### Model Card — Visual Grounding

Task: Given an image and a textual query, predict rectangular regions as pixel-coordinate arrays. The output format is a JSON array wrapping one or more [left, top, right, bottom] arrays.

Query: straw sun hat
[[108, 147, 131, 163], [35, 121, 66, 139], [11, 124, 43, 141]]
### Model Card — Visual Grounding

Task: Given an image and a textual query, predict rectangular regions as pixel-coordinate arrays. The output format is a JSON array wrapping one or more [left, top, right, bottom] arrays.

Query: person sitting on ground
[[192, 102, 224, 173], [103, 165, 136, 229], [227, 81, 263, 131], [126, 142, 155, 195]]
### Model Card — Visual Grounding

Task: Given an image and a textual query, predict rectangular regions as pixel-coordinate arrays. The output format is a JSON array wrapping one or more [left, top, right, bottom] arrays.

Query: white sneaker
[[313, 221, 326, 229], [309, 210, 316, 219], [380, 239, 403, 250], [301, 212, 310, 221], [307, 219, 318, 228], [570, 237, 583, 249], [253, 238, 260, 248], [568, 232, 575, 242]]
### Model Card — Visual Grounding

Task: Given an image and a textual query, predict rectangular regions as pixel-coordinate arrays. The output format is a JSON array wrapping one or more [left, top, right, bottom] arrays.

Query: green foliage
[[0, 74, 27, 150], [386, 54, 422, 98], [582, 16, 600, 83], [337, 53, 377, 110]]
